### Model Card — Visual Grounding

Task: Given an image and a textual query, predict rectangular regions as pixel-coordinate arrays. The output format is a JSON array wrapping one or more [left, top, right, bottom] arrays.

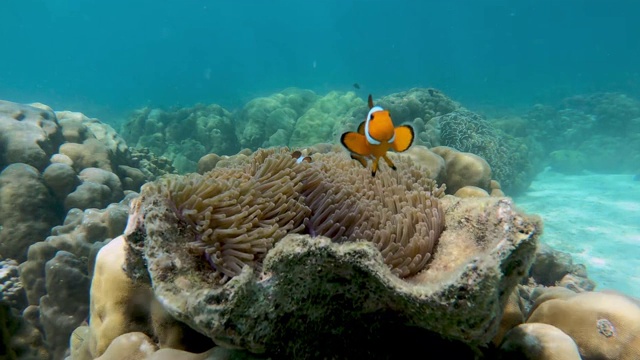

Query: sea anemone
[[140, 148, 445, 283]]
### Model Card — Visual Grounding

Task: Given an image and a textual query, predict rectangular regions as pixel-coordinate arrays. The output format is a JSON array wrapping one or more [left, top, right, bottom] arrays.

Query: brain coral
[[137, 148, 445, 284]]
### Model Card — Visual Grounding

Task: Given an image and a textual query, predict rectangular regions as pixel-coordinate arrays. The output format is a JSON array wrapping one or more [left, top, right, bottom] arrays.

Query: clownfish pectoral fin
[[382, 154, 397, 171], [356, 121, 366, 135], [368, 94, 374, 109], [340, 131, 370, 156], [391, 125, 415, 152], [350, 154, 368, 168]]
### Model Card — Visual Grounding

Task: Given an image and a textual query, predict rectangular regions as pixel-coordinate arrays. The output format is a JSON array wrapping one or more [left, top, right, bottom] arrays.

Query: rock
[[124, 193, 540, 358]]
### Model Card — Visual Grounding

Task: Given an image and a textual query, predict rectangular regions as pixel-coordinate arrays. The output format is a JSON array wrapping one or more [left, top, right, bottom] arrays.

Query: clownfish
[[340, 94, 414, 176], [291, 150, 312, 164]]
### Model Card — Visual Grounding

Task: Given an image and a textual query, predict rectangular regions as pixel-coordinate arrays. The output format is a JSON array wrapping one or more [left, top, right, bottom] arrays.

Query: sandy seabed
[[516, 171, 640, 298]]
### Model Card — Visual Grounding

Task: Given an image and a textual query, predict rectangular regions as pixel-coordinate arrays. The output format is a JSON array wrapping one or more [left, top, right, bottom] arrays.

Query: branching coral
[[139, 148, 445, 282]]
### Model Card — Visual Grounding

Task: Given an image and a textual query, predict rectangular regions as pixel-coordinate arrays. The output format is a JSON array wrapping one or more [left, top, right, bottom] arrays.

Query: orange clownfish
[[340, 94, 414, 176]]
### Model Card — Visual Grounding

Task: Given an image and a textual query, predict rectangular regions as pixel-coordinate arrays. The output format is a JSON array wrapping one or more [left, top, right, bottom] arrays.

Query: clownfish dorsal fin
[[368, 94, 374, 109]]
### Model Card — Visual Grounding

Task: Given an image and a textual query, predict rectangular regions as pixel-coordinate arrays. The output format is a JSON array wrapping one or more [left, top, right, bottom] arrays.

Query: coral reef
[[435, 109, 535, 194], [122, 103, 239, 173], [121, 148, 540, 357], [15, 196, 134, 358], [1, 258, 48, 360], [377, 88, 460, 148], [524, 92, 640, 174], [0, 164, 62, 262], [121, 88, 463, 174], [288, 91, 365, 147], [235, 88, 318, 150], [0, 99, 154, 260]]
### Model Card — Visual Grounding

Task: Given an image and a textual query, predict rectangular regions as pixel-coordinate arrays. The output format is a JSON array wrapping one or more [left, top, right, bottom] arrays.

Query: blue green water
[[1, 0, 639, 121]]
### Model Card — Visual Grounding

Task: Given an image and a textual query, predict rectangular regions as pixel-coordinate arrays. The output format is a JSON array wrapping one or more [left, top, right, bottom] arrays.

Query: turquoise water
[[1, 1, 639, 122], [2, 1, 640, 358]]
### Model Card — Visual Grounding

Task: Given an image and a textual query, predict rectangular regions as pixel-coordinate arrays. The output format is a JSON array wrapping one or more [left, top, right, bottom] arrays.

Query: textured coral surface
[[124, 149, 540, 357]]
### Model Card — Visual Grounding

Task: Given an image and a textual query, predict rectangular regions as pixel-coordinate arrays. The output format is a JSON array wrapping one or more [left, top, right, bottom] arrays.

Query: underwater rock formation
[[122, 148, 540, 357]]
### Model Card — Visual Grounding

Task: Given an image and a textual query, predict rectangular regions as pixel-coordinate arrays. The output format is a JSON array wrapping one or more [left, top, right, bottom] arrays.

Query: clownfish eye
[[370, 114, 374, 119]]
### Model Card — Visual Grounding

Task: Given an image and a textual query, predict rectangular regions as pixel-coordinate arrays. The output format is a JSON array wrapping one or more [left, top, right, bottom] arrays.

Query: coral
[[129, 147, 175, 180], [562, 92, 640, 135], [436, 109, 534, 194], [432, 146, 492, 194], [138, 148, 445, 283], [42, 162, 80, 200], [95, 332, 157, 360], [377, 88, 460, 148], [0, 259, 25, 311], [524, 92, 640, 175], [122, 103, 239, 173], [87, 236, 213, 358], [89, 236, 155, 356], [39, 251, 90, 360], [526, 291, 640, 359], [122, 147, 540, 357], [0, 164, 62, 261], [0, 100, 63, 171], [235, 88, 318, 149], [288, 91, 366, 147], [499, 323, 581, 360], [64, 167, 125, 211], [395, 145, 446, 183], [454, 186, 490, 198]]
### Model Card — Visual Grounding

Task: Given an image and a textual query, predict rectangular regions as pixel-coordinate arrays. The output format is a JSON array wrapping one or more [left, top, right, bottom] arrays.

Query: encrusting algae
[[139, 147, 445, 284]]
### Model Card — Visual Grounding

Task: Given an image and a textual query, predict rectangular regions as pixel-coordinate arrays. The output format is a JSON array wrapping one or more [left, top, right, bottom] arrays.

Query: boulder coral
[[122, 103, 239, 173], [121, 148, 540, 357], [288, 91, 365, 147], [435, 109, 534, 194], [377, 88, 460, 148], [235, 88, 318, 149], [526, 291, 640, 359]]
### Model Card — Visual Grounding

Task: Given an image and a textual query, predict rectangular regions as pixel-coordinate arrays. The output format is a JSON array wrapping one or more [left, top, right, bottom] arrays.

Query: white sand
[[515, 171, 640, 298]]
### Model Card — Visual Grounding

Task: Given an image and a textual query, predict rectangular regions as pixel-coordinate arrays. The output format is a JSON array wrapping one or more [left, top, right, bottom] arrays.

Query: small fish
[[352, 83, 360, 89], [340, 94, 414, 176], [291, 150, 312, 164]]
